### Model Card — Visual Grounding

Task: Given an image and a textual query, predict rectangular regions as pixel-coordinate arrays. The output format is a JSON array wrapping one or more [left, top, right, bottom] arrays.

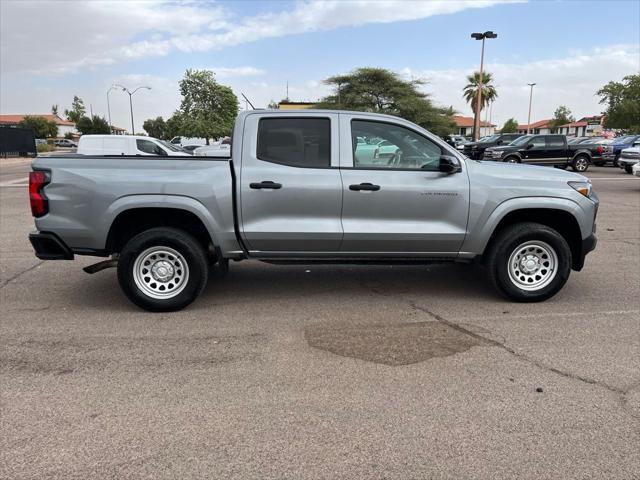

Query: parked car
[[618, 141, 640, 173], [580, 138, 613, 166], [463, 133, 524, 159], [483, 134, 593, 172], [77, 135, 191, 156], [54, 139, 77, 148], [181, 144, 202, 153], [193, 143, 231, 156], [35, 139, 47, 146], [603, 135, 640, 166], [446, 134, 471, 151], [633, 162, 640, 177], [29, 110, 598, 311], [169, 136, 207, 147]]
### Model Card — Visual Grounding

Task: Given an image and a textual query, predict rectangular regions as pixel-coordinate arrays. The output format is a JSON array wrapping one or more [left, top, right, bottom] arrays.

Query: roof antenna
[[241, 93, 255, 110]]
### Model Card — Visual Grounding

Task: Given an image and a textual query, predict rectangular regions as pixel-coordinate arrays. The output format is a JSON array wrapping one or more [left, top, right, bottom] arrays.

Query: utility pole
[[106, 85, 117, 133], [527, 83, 536, 134], [471, 31, 497, 141]]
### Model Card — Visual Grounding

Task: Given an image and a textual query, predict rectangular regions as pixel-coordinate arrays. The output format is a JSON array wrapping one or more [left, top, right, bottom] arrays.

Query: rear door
[[239, 113, 343, 253], [338, 115, 469, 255], [545, 135, 568, 164]]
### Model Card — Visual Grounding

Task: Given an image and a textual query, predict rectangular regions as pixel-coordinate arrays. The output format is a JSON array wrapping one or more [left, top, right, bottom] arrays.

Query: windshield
[[478, 135, 499, 143], [509, 135, 531, 146], [160, 140, 188, 153]]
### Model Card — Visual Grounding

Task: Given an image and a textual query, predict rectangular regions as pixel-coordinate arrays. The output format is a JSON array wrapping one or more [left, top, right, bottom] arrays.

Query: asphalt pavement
[[1, 158, 639, 479]]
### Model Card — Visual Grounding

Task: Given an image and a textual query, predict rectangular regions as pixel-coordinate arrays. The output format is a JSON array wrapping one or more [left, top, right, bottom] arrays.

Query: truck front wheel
[[485, 222, 572, 302], [117, 227, 209, 312]]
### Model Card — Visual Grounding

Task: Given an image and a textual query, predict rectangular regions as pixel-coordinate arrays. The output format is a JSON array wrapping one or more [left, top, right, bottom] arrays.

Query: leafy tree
[[18, 115, 58, 138], [267, 99, 279, 109], [165, 111, 185, 140], [501, 118, 518, 133], [76, 115, 110, 135], [549, 105, 575, 129], [462, 71, 498, 138], [143, 116, 168, 139], [315, 67, 455, 137], [597, 74, 640, 133], [64, 131, 75, 140], [51, 104, 59, 115], [64, 95, 86, 124], [177, 69, 239, 144]]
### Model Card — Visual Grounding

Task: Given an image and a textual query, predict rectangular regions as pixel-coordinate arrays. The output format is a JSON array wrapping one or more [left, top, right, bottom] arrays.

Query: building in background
[[452, 115, 495, 137], [277, 101, 316, 110], [516, 119, 553, 135], [0, 114, 76, 138], [556, 115, 605, 137]]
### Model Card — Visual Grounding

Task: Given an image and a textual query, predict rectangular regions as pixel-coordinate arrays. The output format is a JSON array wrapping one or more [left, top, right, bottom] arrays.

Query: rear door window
[[136, 139, 166, 155], [257, 118, 330, 168], [546, 136, 565, 148]]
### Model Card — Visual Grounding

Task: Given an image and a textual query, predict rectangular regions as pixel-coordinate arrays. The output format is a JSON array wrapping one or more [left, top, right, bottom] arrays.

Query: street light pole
[[471, 31, 497, 141], [114, 84, 151, 135], [106, 85, 117, 134], [527, 83, 536, 134]]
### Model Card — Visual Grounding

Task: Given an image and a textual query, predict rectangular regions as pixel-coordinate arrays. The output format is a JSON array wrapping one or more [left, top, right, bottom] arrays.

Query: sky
[[1, 0, 639, 133]]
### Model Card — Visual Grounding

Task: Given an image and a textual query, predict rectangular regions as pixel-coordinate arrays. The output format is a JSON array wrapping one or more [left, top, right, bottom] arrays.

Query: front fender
[[461, 196, 586, 255]]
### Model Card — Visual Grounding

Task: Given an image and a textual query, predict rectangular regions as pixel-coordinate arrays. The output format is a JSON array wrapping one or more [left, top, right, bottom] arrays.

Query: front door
[[339, 116, 470, 255], [519, 135, 547, 164], [239, 114, 343, 253]]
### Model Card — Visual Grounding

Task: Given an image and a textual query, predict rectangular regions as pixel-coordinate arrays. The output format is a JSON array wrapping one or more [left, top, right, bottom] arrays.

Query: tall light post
[[526, 83, 536, 134], [471, 31, 497, 141], [106, 85, 118, 134], [114, 84, 151, 135]]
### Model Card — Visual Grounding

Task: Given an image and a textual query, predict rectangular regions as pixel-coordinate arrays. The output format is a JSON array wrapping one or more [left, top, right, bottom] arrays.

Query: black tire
[[624, 165, 633, 174], [504, 156, 520, 164], [117, 227, 209, 312], [571, 155, 590, 172], [485, 222, 572, 302]]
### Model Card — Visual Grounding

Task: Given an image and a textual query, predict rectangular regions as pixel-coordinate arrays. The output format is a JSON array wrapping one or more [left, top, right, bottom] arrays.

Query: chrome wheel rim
[[507, 241, 558, 291], [575, 157, 588, 171], [133, 246, 189, 299]]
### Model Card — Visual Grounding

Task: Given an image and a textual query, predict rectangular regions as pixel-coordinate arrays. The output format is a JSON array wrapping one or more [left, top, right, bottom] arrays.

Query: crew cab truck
[[483, 134, 594, 172], [29, 110, 598, 312], [462, 133, 523, 160]]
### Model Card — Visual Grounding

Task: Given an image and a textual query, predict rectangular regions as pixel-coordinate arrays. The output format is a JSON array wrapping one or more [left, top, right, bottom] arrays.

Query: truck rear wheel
[[571, 155, 590, 172], [485, 222, 572, 302], [117, 227, 209, 312]]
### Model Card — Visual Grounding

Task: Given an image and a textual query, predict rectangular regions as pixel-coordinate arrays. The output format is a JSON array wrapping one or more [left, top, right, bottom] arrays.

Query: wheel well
[[106, 208, 213, 255], [504, 154, 519, 162], [487, 208, 583, 269]]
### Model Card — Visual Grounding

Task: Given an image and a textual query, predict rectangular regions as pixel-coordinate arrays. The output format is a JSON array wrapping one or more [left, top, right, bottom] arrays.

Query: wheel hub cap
[[507, 241, 558, 291], [132, 246, 189, 299]]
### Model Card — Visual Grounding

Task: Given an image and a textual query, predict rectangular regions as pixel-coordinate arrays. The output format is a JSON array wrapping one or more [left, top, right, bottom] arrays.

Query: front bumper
[[29, 231, 74, 260], [618, 157, 640, 167]]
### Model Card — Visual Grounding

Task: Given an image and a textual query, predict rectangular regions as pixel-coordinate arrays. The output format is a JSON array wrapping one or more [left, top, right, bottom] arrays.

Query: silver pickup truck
[[29, 110, 598, 311]]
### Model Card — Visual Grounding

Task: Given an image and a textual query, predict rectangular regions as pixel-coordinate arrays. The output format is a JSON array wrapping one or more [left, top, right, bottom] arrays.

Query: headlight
[[568, 181, 592, 198], [493, 150, 504, 157]]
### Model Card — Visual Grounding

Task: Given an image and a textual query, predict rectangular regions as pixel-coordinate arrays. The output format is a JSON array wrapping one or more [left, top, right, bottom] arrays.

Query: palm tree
[[463, 72, 498, 138]]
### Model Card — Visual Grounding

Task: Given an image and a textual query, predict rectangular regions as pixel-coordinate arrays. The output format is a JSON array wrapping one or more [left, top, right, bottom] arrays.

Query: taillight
[[29, 170, 50, 217]]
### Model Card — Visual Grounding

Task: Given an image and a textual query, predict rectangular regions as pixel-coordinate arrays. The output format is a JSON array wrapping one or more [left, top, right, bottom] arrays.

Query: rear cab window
[[257, 118, 330, 168]]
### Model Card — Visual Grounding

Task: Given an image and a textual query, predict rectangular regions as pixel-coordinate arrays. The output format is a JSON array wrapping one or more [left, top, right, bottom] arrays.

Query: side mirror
[[497, 140, 503, 145], [438, 156, 461, 174], [525, 143, 534, 150]]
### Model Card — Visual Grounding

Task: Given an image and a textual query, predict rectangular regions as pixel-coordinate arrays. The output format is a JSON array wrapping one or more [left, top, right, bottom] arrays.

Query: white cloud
[[208, 67, 267, 78], [403, 44, 640, 128], [1, 0, 520, 74]]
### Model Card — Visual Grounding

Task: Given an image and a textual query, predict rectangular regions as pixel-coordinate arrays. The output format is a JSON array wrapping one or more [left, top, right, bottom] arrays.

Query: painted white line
[[0, 177, 28, 188], [590, 177, 640, 180]]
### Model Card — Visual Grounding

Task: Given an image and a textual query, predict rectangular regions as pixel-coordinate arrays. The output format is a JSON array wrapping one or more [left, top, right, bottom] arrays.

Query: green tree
[[549, 105, 575, 129], [64, 95, 86, 124], [143, 116, 168, 139], [64, 131, 75, 140], [315, 67, 455, 137], [18, 115, 58, 138], [177, 69, 239, 144], [76, 115, 110, 135], [165, 111, 185, 140], [501, 118, 518, 133], [597, 74, 640, 133], [462, 71, 498, 138]]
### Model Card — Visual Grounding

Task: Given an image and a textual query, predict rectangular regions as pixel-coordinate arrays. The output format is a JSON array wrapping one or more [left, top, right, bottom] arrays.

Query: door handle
[[250, 181, 282, 190], [349, 182, 380, 191]]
